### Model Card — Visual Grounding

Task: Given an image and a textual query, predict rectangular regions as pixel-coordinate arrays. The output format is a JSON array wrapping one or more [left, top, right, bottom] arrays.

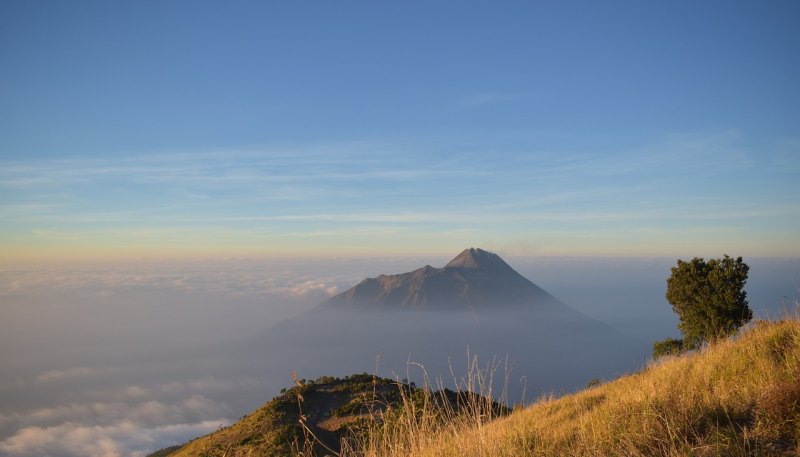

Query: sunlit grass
[[163, 313, 800, 457], [340, 314, 800, 457]]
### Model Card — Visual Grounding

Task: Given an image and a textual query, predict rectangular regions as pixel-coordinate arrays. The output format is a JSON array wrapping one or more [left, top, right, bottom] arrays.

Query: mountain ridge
[[320, 248, 559, 311], [152, 373, 509, 457]]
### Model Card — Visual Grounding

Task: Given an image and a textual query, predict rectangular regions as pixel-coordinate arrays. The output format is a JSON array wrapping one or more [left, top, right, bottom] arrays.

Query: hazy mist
[[1, 256, 797, 456]]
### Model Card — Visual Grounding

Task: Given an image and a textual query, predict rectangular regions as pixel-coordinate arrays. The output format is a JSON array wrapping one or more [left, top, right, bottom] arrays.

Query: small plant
[[651, 337, 685, 359]]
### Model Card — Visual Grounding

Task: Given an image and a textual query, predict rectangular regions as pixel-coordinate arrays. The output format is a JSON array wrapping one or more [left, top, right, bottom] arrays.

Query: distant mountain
[[321, 248, 559, 310], [223, 248, 651, 402]]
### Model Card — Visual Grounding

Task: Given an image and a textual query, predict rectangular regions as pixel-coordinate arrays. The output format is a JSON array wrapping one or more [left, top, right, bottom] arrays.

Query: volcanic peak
[[320, 247, 556, 310], [445, 247, 511, 271]]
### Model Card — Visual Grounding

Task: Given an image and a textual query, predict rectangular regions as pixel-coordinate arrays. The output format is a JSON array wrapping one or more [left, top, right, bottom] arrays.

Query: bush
[[665, 255, 752, 347], [652, 338, 685, 359]]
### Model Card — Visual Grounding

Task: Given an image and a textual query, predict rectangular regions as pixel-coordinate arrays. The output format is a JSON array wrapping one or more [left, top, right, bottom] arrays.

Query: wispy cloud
[[0, 418, 230, 457], [0, 260, 359, 302], [35, 367, 96, 384], [1, 132, 798, 259]]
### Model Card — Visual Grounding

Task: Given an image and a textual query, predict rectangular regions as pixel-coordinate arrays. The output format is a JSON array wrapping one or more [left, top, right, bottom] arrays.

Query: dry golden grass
[[341, 316, 800, 457], [161, 315, 800, 457]]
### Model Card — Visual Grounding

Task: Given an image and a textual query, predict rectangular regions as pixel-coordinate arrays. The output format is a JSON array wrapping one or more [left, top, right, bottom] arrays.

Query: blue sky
[[1, 1, 799, 262]]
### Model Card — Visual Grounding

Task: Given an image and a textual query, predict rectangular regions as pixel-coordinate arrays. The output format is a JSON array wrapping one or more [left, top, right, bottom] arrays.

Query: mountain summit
[[321, 248, 559, 311], [445, 247, 509, 270]]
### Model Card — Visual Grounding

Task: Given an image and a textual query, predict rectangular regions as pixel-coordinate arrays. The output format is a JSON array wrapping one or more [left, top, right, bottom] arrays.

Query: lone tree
[[653, 255, 752, 357]]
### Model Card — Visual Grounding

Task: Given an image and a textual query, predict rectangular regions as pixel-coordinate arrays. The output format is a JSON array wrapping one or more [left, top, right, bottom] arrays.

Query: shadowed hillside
[[151, 374, 508, 457], [154, 374, 405, 457]]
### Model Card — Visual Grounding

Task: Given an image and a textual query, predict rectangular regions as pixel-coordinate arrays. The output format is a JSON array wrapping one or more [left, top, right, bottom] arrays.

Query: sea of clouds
[[0, 256, 797, 456]]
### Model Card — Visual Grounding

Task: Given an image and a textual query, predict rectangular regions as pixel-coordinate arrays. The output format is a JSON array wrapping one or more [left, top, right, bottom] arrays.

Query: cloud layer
[[0, 257, 440, 456], [1, 257, 797, 456]]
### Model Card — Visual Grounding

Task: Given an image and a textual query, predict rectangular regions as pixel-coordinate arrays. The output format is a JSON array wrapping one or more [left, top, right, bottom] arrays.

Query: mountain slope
[[321, 248, 559, 310], [154, 374, 509, 457], [155, 374, 402, 457], [351, 316, 800, 456], [158, 317, 800, 457]]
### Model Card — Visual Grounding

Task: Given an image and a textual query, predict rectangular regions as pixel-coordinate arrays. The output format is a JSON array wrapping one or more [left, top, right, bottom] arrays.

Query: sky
[[1, 1, 800, 262]]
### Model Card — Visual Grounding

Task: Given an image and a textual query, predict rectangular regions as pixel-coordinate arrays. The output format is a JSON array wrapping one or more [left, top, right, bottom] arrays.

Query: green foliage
[[665, 255, 752, 347], [652, 337, 685, 359], [314, 375, 337, 384]]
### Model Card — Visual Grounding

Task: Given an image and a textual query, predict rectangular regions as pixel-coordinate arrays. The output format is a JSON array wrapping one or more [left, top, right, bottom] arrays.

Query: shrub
[[665, 255, 751, 347], [652, 338, 685, 359]]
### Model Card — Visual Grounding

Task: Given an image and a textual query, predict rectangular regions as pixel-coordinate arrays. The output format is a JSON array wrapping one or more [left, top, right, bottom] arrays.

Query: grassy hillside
[[345, 316, 800, 457], [156, 373, 402, 457], [154, 372, 507, 457], [156, 316, 799, 457]]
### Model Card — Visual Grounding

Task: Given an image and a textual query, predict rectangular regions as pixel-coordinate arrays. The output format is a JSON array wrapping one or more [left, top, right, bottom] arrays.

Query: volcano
[[321, 248, 559, 310], [236, 248, 649, 400]]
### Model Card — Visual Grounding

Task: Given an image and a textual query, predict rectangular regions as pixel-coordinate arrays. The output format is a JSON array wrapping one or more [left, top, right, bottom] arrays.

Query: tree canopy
[[665, 255, 751, 348]]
